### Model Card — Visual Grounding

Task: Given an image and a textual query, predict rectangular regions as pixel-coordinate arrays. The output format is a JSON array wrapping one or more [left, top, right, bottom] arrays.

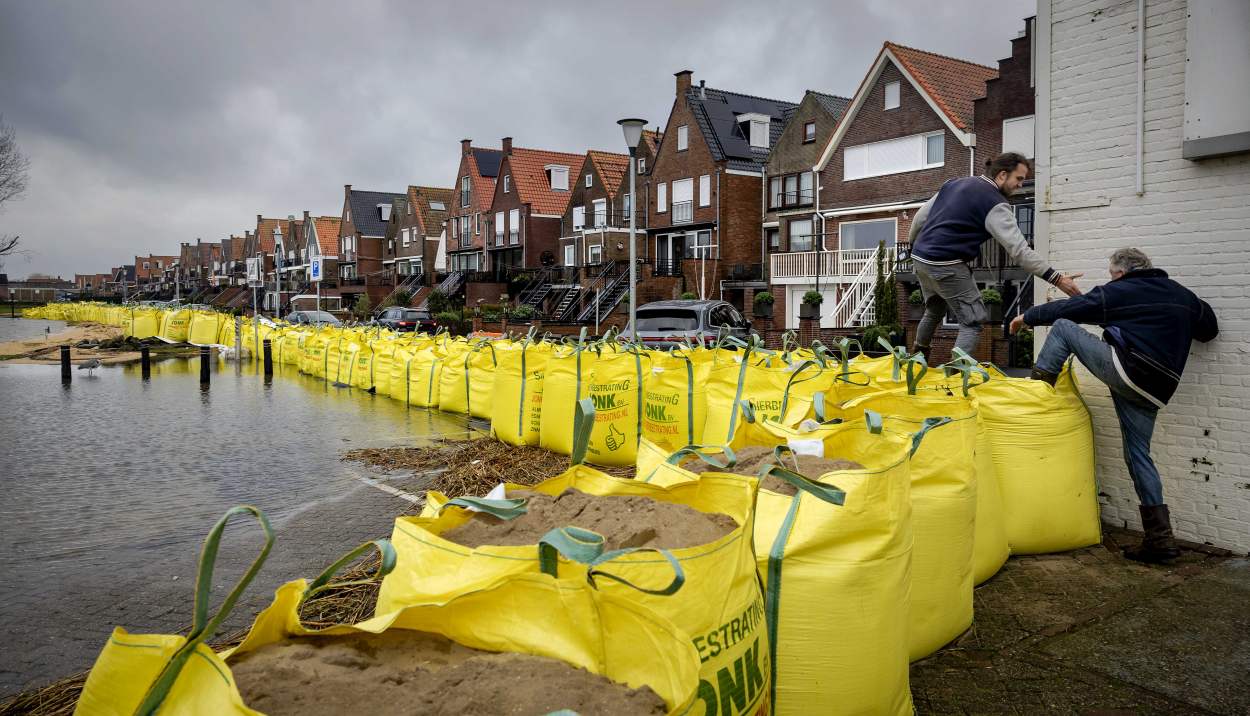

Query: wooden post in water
[[141, 346, 151, 379], [60, 345, 71, 382], [263, 339, 273, 379], [199, 346, 210, 385]]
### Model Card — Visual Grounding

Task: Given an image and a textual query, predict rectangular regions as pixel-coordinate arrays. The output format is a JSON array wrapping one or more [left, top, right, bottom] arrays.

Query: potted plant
[[908, 288, 925, 319], [753, 291, 774, 319], [799, 290, 823, 320], [981, 287, 1004, 322]]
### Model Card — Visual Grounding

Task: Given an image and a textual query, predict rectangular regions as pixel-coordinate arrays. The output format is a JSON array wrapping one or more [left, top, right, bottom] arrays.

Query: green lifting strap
[[738, 398, 756, 425], [863, 408, 884, 434], [570, 398, 595, 466], [536, 526, 685, 597], [756, 460, 848, 505], [779, 359, 823, 419], [937, 347, 992, 396], [440, 496, 530, 520], [134, 506, 275, 716], [909, 416, 953, 457], [905, 353, 929, 396], [665, 444, 738, 469], [302, 539, 398, 604]]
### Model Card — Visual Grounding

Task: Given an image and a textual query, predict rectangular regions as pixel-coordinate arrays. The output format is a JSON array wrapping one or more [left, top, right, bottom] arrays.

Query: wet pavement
[[911, 531, 1250, 715], [0, 354, 474, 696]]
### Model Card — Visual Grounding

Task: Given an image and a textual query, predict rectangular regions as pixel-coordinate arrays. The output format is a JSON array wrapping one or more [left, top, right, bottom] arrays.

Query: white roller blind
[[698, 175, 710, 206], [1002, 115, 1035, 158], [672, 178, 693, 204], [572, 206, 585, 230], [657, 182, 667, 212], [844, 134, 929, 180]]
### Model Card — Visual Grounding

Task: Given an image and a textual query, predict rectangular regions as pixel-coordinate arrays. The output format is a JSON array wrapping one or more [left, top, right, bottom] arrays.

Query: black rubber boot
[[1029, 367, 1059, 385], [911, 344, 931, 363], [1123, 504, 1181, 564]]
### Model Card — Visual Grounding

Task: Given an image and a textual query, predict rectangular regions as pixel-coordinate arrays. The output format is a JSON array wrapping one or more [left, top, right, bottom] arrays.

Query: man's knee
[[1052, 318, 1077, 333]]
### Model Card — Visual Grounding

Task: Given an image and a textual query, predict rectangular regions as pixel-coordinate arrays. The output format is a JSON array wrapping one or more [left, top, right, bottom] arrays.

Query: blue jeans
[[1035, 319, 1164, 507]]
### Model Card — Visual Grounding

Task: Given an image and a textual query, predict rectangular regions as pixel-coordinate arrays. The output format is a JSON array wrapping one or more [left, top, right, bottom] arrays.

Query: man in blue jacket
[[1010, 248, 1219, 563], [908, 152, 1082, 359]]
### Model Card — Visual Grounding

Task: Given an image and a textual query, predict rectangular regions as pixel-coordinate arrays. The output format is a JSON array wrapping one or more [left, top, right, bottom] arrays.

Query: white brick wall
[[1037, 0, 1250, 553]]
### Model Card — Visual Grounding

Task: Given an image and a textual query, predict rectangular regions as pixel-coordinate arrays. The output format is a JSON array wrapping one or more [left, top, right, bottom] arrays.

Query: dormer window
[[545, 165, 569, 191], [737, 113, 771, 149], [430, 200, 446, 211], [378, 204, 391, 222], [503, 175, 511, 193]]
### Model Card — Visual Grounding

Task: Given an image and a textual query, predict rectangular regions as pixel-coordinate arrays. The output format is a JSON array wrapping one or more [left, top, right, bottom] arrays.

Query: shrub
[[753, 291, 774, 305], [680, 291, 697, 300], [478, 304, 504, 322], [802, 290, 823, 306], [352, 293, 372, 319], [909, 289, 924, 306], [392, 289, 412, 308], [1013, 327, 1035, 368], [508, 305, 538, 321], [427, 289, 458, 315], [435, 310, 466, 334], [862, 323, 902, 351], [981, 288, 1003, 305]]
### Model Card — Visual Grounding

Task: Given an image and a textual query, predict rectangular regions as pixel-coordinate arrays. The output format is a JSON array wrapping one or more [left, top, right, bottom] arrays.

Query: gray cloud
[[0, 0, 1034, 276]]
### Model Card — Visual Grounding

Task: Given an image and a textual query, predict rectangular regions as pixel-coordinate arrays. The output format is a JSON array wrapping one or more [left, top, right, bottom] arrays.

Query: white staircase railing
[[827, 244, 893, 328]]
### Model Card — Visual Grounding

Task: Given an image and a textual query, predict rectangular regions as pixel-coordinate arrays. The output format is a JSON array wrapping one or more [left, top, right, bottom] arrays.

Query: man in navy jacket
[[1011, 248, 1219, 563]]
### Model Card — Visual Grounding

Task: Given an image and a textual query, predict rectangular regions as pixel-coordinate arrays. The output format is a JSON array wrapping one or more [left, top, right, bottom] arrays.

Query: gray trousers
[[914, 261, 986, 356]]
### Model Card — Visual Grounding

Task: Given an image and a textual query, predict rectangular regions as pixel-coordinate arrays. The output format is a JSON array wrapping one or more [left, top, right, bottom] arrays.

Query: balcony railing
[[769, 247, 888, 281], [509, 229, 519, 245], [651, 259, 683, 277], [672, 201, 693, 225], [894, 240, 1024, 274]]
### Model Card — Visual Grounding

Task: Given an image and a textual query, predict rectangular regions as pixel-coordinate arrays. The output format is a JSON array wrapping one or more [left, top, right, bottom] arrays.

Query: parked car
[[373, 307, 437, 333], [624, 299, 754, 347], [284, 310, 341, 326]]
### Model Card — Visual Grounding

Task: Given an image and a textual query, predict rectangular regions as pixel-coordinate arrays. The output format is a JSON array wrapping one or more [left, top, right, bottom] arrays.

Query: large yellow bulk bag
[[187, 311, 223, 346], [405, 343, 447, 408], [382, 404, 770, 716], [538, 342, 597, 455], [642, 346, 713, 453], [702, 341, 833, 445], [436, 340, 481, 415], [215, 316, 236, 349], [386, 346, 416, 403], [370, 339, 399, 396], [583, 346, 648, 467], [298, 331, 329, 377], [842, 389, 977, 661], [350, 339, 376, 391], [491, 337, 550, 446], [324, 335, 347, 383], [650, 416, 924, 716], [75, 508, 702, 716], [971, 362, 1100, 554], [466, 341, 499, 420], [971, 414, 1010, 582], [158, 309, 190, 343]]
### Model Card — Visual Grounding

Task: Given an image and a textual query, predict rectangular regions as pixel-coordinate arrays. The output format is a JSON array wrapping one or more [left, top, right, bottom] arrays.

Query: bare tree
[[0, 115, 30, 258]]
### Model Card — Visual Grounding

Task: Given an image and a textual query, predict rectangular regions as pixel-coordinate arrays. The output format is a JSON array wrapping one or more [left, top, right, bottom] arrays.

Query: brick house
[[1035, 0, 1250, 551], [557, 150, 631, 271], [647, 70, 797, 309], [271, 215, 304, 311], [134, 254, 177, 294], [804, 43, 999, 338], [338, 185, 404, 309], [446, 140, 504, 278], [761, 90, 851, 321], [483, 138, 583, 277], [244, 215, 288, 311], [289, 212, 343, 311], [382, 185, 454, 297]]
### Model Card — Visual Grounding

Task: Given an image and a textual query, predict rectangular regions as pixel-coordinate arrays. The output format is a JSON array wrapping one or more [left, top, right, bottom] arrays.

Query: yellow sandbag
[[466, 341, 499, 420], [436, 340, 477, 415], [538, 341, 597, 455], [650, 416, 921, 716], [350, 339, 376, 391], [158, 309, 190, 343], [298, 331, 330, 377], [406, 343, 448, 408], [381, 403, 771, 716], [583, 346, 648, 467], [971, 413, 1010, 582], [491, 336, 550, 446], [75, 508, 702, 716], [371, 339, 399, 397], [187, 311, 223, 346], [843, 389, 976, 661], [702, 341, 832, 445], [971, 362, 1100, 554], [215, 316, 236, 349], [642, 346, 713, 453]]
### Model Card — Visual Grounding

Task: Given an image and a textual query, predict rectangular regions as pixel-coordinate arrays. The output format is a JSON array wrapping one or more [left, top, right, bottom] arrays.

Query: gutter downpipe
[[814, 167, 822, 298], [1136, 0, 1145, 196], [715, 168, 721, 300]]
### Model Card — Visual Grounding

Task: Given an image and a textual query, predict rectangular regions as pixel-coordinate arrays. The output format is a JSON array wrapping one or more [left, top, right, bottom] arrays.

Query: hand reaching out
[[1054, 272, 1083, 297], [1009, 315, 1027, 335]]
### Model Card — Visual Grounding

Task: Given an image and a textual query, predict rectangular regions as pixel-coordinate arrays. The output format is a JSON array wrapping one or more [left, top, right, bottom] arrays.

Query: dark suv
[[624, 299, 754, 347], [374, 307, 437, 333]]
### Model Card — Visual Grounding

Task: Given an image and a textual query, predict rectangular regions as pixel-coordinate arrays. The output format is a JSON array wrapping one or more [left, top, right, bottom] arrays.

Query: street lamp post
[[617, 118, 647, 342]]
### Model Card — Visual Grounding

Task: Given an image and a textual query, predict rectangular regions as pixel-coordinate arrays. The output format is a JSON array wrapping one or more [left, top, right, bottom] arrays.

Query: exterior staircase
[[827, 244, 897, 327], [420, 271, 465, 309]]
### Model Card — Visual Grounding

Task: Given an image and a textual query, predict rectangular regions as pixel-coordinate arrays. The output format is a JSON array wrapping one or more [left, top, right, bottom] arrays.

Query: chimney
[[502, 136, 513, 155], [344, 184, 352, 196], [699, 79, 706, 99], [461, 138, 472, 156], [257, 214, 262, 225], [675, 70, 693, 96], [303, 210, 310, 223]]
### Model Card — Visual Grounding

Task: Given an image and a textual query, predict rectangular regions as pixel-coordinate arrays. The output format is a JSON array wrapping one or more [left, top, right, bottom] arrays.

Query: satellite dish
[[540, 251, 556, 267]]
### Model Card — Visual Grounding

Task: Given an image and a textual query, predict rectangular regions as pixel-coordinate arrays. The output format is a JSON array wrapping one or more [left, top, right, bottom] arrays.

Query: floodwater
[[0, 322, 477, 694], [0, 316, 68, 343]]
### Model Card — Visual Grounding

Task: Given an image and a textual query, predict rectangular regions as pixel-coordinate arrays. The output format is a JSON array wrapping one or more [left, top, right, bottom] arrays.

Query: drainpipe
[[1135, 0, 1145, 195], [814, 167, 822, 298], [760, 171, 767, 284], [715, 168, 722, 300], [969, 144, 975, 176]]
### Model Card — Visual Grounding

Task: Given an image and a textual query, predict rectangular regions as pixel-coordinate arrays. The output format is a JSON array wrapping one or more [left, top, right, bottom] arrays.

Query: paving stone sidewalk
[[911, 530, 1250, 715]]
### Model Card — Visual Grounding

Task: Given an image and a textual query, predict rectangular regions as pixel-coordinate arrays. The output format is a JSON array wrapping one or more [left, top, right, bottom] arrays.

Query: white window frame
[[474, 212, 480, 235], [677, 125, 688, 151], [622, 192, 632, 215], [495, 211, 505, 241], [637, 157, 646, 174], [804, 121, 816, 142], [587, 242, 603, 264], [788, 218, 815, 253], [749, 121, 769, 148], [1001, 115, 1036, 158], [503, 175, 511, 193], [924, 132, 945, 168], [698, 174, 711, 207], [585, 173, 593, 188], [657, 182, 667, 213], [885, 81, 901, 110], [843, 131, 946, 181], [592, 198, 607, 228], [564, 244, 576, 266], [545, 165, 569, 191], [460, 176, 470, 207], [508, 208, 520, 244], [837, 217, 899, 251], [401, 228, 410, 248], [572, 205, 585, 231]]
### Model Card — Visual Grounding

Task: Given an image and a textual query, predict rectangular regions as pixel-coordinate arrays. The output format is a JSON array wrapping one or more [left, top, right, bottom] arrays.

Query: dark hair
[[985, 152, 1029, 179]]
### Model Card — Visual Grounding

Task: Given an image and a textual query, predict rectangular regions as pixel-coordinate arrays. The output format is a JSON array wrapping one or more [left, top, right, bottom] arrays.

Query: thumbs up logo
[[604, 423, 626, 452]]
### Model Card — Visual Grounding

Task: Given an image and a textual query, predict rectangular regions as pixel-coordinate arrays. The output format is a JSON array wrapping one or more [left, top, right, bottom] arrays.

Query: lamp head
[[618, 118, 647, 151]]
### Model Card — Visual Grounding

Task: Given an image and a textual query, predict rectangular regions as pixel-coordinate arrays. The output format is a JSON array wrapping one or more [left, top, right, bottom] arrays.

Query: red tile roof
[[587, 150, 630, 199], [409, 185, 454, 236], [885, 42, 997, 132], [312, 217, 341, 256], [641, 130, 662, 156], [507, 146, 586, 215], [256, 217, 284, 253]]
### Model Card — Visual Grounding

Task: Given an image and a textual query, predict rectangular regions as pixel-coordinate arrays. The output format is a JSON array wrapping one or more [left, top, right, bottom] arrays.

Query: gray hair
[[1109, 247, 1152, 274]]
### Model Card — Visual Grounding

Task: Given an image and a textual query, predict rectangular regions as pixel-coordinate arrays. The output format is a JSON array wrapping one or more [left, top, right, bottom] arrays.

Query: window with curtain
[[788, 219, 814, 252], [769, 177, 781, 209], [839, 219, 896, 250]]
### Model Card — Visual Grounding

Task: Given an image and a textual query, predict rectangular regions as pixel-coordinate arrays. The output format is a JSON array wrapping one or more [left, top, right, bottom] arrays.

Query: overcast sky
[[0, 0, 1034, 277]]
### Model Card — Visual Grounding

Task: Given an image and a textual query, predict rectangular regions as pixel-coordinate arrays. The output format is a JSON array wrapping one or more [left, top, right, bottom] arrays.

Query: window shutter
[[698, 175, 710, 206]]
